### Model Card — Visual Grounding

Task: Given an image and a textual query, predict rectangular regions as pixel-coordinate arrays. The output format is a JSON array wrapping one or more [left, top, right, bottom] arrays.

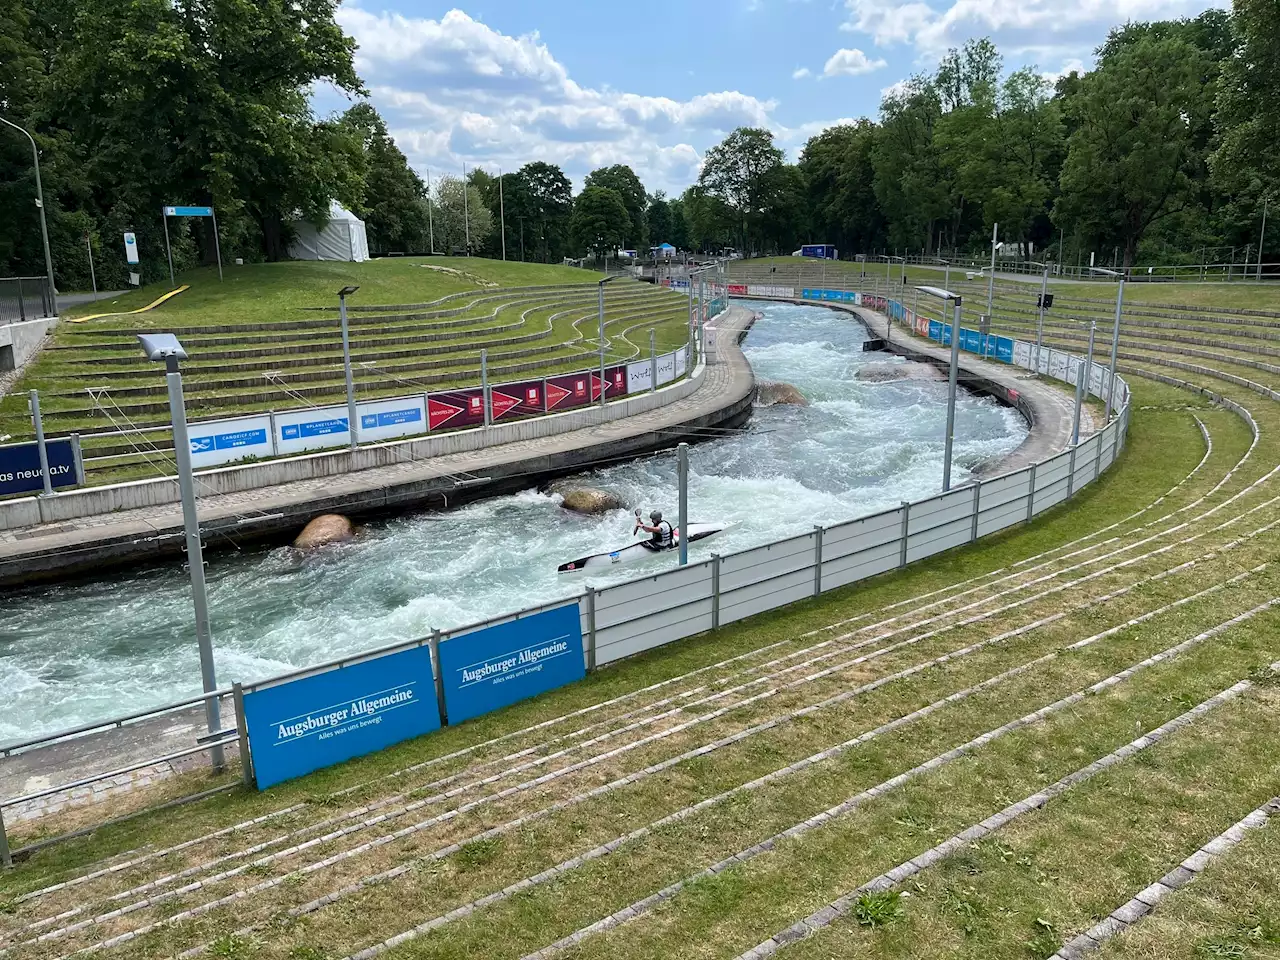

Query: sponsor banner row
[[0, 436, 84, 497], [746, 284, 796, 298], [242, 605, 584, 789], [186, 352, 683, 469]]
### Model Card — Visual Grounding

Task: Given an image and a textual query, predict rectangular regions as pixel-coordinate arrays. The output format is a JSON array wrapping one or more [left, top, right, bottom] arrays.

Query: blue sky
[[321, 0, 1219, 195]]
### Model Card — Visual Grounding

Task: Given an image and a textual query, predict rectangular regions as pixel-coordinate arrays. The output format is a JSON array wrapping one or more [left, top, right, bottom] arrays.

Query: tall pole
[[677, 442, 689, 566], [597, 280, 608, 407], [1072, 320, 1095, 446], [210, 209, 224, 282], [462, 163, 470, 256], [942, 296, 963, 492], [986, 221, 998, 324], [339, 292, 359, 451], [1106, 274, 1125, 424], [165, 357, 223, 771], [481, 348, 491, 426], [649, 328, 657, 393], [0, 117, 57, 317], [426, 169, 435, 254], [86, 233, 97, 300], [944, 261, 950, 291], [1258, 199, 1269, 282], [1036, 264, 1049, 372], [162, 211, 176, 287], [499, 169, 506, 261], [29, 390, 53, 497]]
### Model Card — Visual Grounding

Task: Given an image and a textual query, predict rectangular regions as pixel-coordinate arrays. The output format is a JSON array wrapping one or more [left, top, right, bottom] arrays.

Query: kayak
[[557, 523, 724, 574]]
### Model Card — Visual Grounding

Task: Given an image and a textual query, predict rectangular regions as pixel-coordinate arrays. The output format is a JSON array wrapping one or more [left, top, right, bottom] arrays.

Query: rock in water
[[293, 514, 355, 549], [560, 488, 627, 515], [757, 380, 809, 406], [856, 362, 945, 383]]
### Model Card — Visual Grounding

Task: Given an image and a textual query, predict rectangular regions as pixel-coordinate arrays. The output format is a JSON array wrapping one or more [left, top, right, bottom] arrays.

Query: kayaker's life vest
[[652, 520, 674, 548]]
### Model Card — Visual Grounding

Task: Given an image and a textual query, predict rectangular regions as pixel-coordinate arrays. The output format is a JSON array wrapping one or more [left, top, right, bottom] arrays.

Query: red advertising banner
[[490, 379, 544, 420], [545, 373, 591, 411], [428, 389, 485, 431], [727, 283, 747, 295], [589, 366, 627, 402]]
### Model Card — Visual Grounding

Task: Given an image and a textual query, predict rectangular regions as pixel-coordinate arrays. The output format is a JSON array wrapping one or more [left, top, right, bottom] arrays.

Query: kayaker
[[634, 509, 674, 551]]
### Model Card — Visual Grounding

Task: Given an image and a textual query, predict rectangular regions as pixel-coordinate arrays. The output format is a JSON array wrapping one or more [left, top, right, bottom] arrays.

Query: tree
[[584, 165, 647, 248], [572, 186, 631, 260], [799, 122, 886, 254], [1213, 0, 1280, 208], [506, 162, 573, 262], [698, 127, 785, 253], [647, 193, 673, 247], [431, 174, 492, 255], [340, 103, 427, 255], [1054, 34, 1215, 267], [873, 77, 949, 253]]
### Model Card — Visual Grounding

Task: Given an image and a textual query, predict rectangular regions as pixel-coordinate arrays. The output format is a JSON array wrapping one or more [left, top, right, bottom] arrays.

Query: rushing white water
[[0, 301, 1027, 740]]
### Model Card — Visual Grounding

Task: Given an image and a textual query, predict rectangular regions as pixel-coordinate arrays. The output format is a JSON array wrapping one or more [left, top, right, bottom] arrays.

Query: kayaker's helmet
[[650, 510, 662, 523]]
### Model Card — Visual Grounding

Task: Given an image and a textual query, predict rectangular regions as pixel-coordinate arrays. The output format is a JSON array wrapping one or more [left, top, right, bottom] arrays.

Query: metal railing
[[843, 255, 1280, 284], [0, 276, 54, 325]]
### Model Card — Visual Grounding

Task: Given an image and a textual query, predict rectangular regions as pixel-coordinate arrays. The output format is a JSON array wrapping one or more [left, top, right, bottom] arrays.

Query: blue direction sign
[[164, 205, 214, 217], [0, 438, 80, 497]]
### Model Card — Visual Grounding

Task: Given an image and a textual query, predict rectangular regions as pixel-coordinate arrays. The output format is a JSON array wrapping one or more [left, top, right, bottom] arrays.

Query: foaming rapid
[[0, 300, 1028, 739]]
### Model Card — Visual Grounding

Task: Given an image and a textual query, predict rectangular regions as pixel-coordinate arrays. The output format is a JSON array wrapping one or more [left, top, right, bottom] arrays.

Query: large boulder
[[559, 487, 628, 515], [757, 380, 809, 406], [856, 362, 945, 383], [293, 514, 356, 550]]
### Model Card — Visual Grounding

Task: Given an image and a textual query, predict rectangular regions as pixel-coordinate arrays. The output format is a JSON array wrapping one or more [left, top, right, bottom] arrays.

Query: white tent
[[288, 201, 370, 262]]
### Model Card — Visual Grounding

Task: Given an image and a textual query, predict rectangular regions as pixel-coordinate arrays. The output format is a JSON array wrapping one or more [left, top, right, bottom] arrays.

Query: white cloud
[[334, 5, 779, 193], [793, 66, 812, 79], [822, 48, 889, 77]]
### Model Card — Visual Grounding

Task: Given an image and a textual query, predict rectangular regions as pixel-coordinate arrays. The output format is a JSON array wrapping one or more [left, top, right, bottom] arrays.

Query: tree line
[[3, 0, 1277, 291]]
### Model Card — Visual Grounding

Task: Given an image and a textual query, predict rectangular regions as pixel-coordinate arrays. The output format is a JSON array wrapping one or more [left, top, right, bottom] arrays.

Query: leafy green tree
[[431, 174, 492, 255], [1055, 34, 1215, 267], [506, 162, 573, 262], [646, 193, 673, 247], [571, 186, 631, 260], [798, 122, 886, 254], [1213, 0, 1280, 217], [873, 77, 949, 253], [698, 127, 785, 253], [341, 103, 427, 255], [584, 165, 647, 248]]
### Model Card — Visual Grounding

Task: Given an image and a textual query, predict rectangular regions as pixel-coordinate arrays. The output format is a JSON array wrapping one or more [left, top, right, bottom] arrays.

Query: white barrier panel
[[188, 414, 274, 469], [675, 345, 688, 373], [627, 360, 653, 394], [1090, 364, 1107, 397], [721, 566, 814, 626], [747, 284, 796, 298], [719, 532, 817, 594], [594, 562, 714, 664], [823, 507, 902, 560], [656, 350, 678, 386], [275, 404, 351, 455], [1048, 350, 1067, 381], [358, 396, 427, 443], [1013, 340, 1032, 369], [821, 538, 900, 592]]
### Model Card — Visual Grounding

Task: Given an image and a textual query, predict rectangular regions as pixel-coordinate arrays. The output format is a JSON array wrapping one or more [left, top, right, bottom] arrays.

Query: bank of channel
[[0, 300, 1029, 741]]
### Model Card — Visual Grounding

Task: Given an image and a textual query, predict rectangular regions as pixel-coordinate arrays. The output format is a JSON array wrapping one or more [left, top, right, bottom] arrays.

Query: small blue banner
[[190, 428, 268, 454], [361, 407, 423, 430], [0, 438, 79, 497], [164, 205, 214, 217], [281, 417, 349, 440], [439, 605, 585, 725], [242, 645, 440, 790], [928, 319, 943, 342], [993, 336, 1015, 363], [960, 328, 982, 353]]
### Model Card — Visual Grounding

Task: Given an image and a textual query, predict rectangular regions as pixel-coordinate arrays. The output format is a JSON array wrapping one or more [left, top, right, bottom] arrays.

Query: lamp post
[[137, 333, 223, 771], [986, 222, 999, 325], [338, 286, 361, 450], [597, 275, 619, 406], [1088, 267, 1125, 423], [1025, 260, 1051, 373], [0, 116, 57, 317], [933, 257, 950, 292], [1259, 199, 1269, 282], [917, 285, 963, 491], [1071, 320, 1097, 446]]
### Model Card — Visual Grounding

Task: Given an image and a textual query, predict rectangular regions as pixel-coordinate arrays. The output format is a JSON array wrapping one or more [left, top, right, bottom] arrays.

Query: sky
[[318, 0, 1221, 197]]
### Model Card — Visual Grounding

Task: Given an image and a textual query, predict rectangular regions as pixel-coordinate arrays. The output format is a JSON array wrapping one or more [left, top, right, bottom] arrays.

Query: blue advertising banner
[[928, 319, 943, 342], [0, 438, 79, 497], [960, 329, 982, 353], [242, 645, 440, 790], [992, 336, 1015, 363], [439, 605, 585, 725], [361, 407, 421, 430], [164, 205, 214, 217], [284, 417, 348, 440]]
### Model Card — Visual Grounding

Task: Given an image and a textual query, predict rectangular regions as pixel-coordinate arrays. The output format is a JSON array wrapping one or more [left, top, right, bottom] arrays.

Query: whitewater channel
[[0, 300, 1029, 740]]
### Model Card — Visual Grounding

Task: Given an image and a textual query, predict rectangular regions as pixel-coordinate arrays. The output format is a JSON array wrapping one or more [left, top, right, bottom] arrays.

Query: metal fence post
[[1067, 445, 1078, 497], [813, 525, 823, 596], [71, 433, 85, 485], [585, 587, 598, 671], [1094, 432, 1104, 480], [0, 806, 11, 868], [481, 349, 491, 427], [429, 629, 448, 725], [970, 481, 981, 542], [711, 554, 721, 629], [649, 329, 657, 393], [232, 682, 255, 789], [898, 501, 910, 568], [1026, 463, 1037, 523], [16, 277, 25, 322], [29, 390, 53, 497]]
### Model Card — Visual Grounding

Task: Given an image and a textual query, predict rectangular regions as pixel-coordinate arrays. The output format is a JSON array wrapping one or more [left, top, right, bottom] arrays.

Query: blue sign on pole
[[242, 645, 440, 790], [0, 438, 79, 497], [164, 205, 214, 217], [439, 605, 585, 725]]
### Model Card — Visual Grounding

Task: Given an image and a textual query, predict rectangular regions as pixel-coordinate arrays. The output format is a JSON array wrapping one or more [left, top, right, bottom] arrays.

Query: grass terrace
[[2, 258, 692, 485]]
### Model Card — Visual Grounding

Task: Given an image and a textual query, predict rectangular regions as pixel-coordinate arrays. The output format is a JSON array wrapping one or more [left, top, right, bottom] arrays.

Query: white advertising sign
[[274, 404, 351, 455], [627, 360, 653, 394], [675, 345, 688, 374], [655, 349, 678, 386], [357, 395, 427, 443], [123, 232, 139, 265], [1048, 351, 1069, 383], [1013, 340, 1032, 369], [746, 284, 795, 298], [187, 414, 274, 469]]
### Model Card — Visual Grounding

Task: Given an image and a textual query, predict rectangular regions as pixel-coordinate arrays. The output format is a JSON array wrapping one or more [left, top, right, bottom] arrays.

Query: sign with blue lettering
[[960, 329, 981, 353], [0, 437, 80, 497], [242, 645, 440, 790], [274, 404, 351, 454], [928, 320, 942, 342], [439, 605, 585, 725], [356, 396, 428, 443], [164, 205, 214, 217], [187, 414, 273, 468], [993, 336, 1014, 363]]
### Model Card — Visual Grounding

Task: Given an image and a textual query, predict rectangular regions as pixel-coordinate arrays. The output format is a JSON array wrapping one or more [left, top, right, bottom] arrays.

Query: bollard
[[898, 501, 910, 568], [232, 682, 255, 789]]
